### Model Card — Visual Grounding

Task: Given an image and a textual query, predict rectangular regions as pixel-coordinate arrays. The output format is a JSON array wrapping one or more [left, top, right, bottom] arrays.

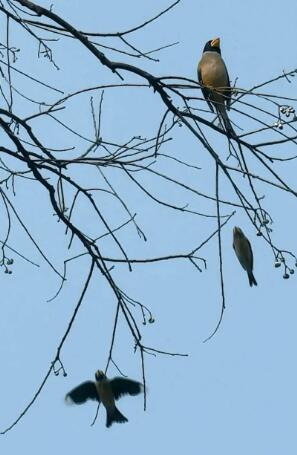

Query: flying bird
[[65, 370, 143, 427], [197, 37, 235, 136], [233, 226, 257, 287]]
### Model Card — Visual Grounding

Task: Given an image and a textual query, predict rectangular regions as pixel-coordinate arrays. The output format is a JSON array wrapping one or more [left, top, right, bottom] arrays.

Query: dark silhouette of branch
[[0, 0, 296, 434], [0, 260, 95, 435]]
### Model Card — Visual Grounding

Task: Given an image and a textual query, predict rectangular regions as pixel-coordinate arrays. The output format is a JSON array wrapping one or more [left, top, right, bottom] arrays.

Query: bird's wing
[[222, 60, 232, 111], [246, 238, 254, 270], [233, 236, 253, 272], [65, 381, 99, 404], [197, 63, 214, 113], [110, 378, 143, 400]]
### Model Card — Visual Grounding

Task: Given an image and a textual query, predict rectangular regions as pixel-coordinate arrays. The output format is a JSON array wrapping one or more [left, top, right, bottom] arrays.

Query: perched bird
[[197, 37, 235, 136], [65, 370, 143, 427], [233, 226, 257, 287]]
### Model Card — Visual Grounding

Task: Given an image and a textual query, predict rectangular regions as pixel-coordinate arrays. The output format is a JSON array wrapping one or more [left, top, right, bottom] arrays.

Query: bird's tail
[[248, 271, 257, 287], [106, 406, 128, 427], [216, 104, 236, 137]]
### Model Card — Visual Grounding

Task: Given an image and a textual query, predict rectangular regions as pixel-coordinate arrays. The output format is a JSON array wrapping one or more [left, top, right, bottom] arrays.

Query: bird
[[65, 370, 143, 427], [233, 226, 257, 287], [197, 37, 235, 136]]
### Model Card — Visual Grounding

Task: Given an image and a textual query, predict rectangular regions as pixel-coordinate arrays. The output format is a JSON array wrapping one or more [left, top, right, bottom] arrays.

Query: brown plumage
[[233, 226, 257, 287], [198, 37, 235, 136]]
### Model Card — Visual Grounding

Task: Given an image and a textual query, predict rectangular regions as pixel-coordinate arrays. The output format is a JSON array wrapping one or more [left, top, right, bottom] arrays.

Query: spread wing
[[65, 381, 99, 404], [197, 63, 214, 113], [110, 378, 143, 401]]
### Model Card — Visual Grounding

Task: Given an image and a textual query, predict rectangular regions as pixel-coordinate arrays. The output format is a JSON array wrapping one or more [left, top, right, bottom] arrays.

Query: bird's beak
[[211, 37, 220, 48], [95, 370, 105, 381]]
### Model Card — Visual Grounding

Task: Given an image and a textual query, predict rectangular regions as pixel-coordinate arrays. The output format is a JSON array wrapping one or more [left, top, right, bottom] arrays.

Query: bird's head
[[203, 37, 221, 54], [233, 226, 243, 237], [95, 370, 106, 381]]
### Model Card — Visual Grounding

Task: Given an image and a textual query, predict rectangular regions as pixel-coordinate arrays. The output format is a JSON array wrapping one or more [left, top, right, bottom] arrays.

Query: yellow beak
[[211, 37, 220, 48]]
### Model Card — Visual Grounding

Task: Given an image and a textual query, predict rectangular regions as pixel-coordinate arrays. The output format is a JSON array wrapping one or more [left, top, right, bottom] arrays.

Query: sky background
[[1, 0, 297, 454]]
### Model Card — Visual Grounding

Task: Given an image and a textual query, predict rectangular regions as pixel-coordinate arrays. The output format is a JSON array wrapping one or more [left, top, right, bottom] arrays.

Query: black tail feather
[[248, 272, 257, 287], [217, 104, 236, 137], [106, 406, 128, 428]]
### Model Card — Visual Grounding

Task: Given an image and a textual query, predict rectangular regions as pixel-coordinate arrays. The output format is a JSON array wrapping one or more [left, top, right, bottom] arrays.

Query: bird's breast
[[198, 52, 229, 90], [96, 381, 115, 409]]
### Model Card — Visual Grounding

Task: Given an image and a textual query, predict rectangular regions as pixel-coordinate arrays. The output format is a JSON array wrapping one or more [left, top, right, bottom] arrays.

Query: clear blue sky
[[1, 1, 297, 454]]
